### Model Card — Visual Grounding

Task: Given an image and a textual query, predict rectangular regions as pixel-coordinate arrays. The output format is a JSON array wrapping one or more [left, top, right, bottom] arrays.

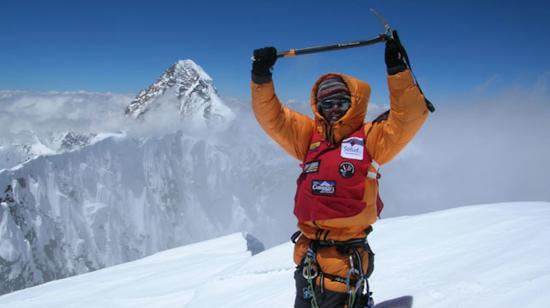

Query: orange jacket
[[252, 70, 428, 241]]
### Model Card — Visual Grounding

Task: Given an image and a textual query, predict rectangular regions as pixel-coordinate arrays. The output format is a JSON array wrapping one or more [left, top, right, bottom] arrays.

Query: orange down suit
[[251, 70, 429, 292]]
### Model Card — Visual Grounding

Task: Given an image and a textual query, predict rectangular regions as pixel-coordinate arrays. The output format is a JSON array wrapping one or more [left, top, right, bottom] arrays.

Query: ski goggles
[[319, 98, 351, 111]]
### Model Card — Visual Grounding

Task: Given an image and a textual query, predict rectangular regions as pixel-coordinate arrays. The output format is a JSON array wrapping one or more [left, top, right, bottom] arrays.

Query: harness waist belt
[[315, 238, 367, 248]]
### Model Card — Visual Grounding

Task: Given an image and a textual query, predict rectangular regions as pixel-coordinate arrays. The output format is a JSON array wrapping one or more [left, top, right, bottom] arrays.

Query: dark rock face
[[244, 233, 265, 256]]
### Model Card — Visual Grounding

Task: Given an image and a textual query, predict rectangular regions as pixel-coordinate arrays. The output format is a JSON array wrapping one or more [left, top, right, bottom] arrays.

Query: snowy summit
[[125, 59, 234, 131], [1, 202, 549, 308]]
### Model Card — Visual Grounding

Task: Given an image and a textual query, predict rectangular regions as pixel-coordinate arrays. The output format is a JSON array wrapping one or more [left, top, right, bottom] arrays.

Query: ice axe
[[252, 9, 435, 112]]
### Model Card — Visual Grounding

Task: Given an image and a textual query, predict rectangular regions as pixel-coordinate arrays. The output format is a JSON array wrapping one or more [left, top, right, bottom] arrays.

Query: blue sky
[[1, 0, 549, 105]]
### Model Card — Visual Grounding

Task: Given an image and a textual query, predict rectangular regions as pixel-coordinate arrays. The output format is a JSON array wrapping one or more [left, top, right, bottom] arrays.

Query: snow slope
[[1, 202, 549, 308]]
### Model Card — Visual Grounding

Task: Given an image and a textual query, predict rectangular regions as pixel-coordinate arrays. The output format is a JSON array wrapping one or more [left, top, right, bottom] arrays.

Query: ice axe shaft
[[277, 8, 392, 58], [277, 34, 389, 58]]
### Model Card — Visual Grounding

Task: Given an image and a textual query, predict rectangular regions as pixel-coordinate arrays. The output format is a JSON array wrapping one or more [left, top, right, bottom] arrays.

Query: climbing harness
[[292, 230, 376, 308]]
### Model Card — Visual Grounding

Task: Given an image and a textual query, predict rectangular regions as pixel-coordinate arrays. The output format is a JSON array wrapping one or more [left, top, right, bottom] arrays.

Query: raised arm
[[366, 37, 429, 165], [250, 47, 315, 161]]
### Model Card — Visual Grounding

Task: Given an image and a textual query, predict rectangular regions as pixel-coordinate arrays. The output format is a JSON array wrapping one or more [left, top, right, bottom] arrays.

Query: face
[[319, 98, 351, 124]]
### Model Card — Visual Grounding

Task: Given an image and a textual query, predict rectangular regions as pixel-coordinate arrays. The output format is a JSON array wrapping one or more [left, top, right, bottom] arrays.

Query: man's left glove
[[385, 31, 407, 75], [252, 47, 277, 84]]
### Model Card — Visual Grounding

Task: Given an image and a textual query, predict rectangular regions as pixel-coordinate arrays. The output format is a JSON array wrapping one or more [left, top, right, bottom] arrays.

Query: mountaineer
[[250, 36, 429, 307]]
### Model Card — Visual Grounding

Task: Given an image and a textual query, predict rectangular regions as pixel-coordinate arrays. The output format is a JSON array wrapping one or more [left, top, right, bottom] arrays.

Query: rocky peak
[[59, 132, 96, 152], [124, 60, 234, 131]]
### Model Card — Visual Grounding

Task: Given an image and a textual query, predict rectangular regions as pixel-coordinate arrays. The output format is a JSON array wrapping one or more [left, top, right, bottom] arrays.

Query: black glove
[[385, 31, 407, 75], [252, 47, 277, 84]]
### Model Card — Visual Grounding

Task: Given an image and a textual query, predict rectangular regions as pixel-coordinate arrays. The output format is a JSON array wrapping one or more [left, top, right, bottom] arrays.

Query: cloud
[[0, 90, 221, 144], [473, 74, 502, 94], [2, 71, 549, 219], [0, 91, 133, 144], [379, 72, 550, 217]]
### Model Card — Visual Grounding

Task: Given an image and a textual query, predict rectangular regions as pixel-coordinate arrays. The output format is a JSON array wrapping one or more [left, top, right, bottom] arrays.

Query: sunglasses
[[319, 98, 351, 110]]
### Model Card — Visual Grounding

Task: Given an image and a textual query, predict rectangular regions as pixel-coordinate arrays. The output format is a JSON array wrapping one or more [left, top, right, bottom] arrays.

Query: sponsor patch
[[311, 180, 336, 195], [309, 141, 321, 152], [303, 160, 320, 174], [341, 137, 364, 160], [339, 162, 355, 178]]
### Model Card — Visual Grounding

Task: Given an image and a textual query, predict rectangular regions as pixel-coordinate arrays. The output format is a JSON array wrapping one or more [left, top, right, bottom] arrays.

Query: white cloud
[[0, 90, 212, 144], [379, 72, 550, 217], [0, 90, 133, 143], [1, 71, 548, 219]]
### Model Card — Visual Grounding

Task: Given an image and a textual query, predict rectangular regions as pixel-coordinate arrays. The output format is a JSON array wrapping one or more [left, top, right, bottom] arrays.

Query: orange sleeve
[[366, 70, 429, 165], [251, 80, 315, 161]]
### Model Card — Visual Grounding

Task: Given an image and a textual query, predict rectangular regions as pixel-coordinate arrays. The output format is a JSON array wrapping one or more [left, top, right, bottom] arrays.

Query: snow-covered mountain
[[1, 202, 548, 308], [0, 132, 117, 171], [0, 142, 51, 171], [125, 60, 234, 131], [0, 59, 299, 295], [0, 128, 297, 296], [1, 60, 235, 170]]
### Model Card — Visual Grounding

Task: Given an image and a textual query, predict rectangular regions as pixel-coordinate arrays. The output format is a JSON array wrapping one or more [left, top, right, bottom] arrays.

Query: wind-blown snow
[[1, 202, 548, 308]]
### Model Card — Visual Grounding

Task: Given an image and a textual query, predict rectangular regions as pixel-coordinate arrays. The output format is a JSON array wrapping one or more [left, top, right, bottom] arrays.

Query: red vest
[[294, 125, 375, 223]]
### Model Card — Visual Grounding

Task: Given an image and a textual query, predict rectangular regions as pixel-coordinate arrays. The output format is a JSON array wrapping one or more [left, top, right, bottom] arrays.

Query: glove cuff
[[251, 71, 272, 84], [387, 63, 407, 75]]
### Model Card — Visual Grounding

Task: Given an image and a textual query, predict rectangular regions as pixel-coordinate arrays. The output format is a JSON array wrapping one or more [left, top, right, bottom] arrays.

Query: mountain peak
[[124, 59, 234, 131], [171, 59, 212, 82]]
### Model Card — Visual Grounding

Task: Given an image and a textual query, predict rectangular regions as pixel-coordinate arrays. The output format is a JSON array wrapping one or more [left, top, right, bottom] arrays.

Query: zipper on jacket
[[324, 121, 335, 145]]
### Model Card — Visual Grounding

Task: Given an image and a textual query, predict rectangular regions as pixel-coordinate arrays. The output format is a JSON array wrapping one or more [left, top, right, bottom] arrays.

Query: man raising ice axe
[[250, 10, 431, 308]]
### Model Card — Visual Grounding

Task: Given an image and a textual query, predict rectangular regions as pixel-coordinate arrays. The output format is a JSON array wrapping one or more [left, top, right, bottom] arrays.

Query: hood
[[310, 73, 371, 144]]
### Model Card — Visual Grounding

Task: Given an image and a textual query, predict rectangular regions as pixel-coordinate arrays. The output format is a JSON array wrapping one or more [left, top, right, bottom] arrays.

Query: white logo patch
[[341, 137, 364, 160], [311, 180, 336, 195]]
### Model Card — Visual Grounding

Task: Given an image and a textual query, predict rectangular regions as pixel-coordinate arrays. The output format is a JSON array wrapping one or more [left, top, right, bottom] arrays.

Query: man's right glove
[[252, 47, 277, 84], [385, 31, 407, 75]]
